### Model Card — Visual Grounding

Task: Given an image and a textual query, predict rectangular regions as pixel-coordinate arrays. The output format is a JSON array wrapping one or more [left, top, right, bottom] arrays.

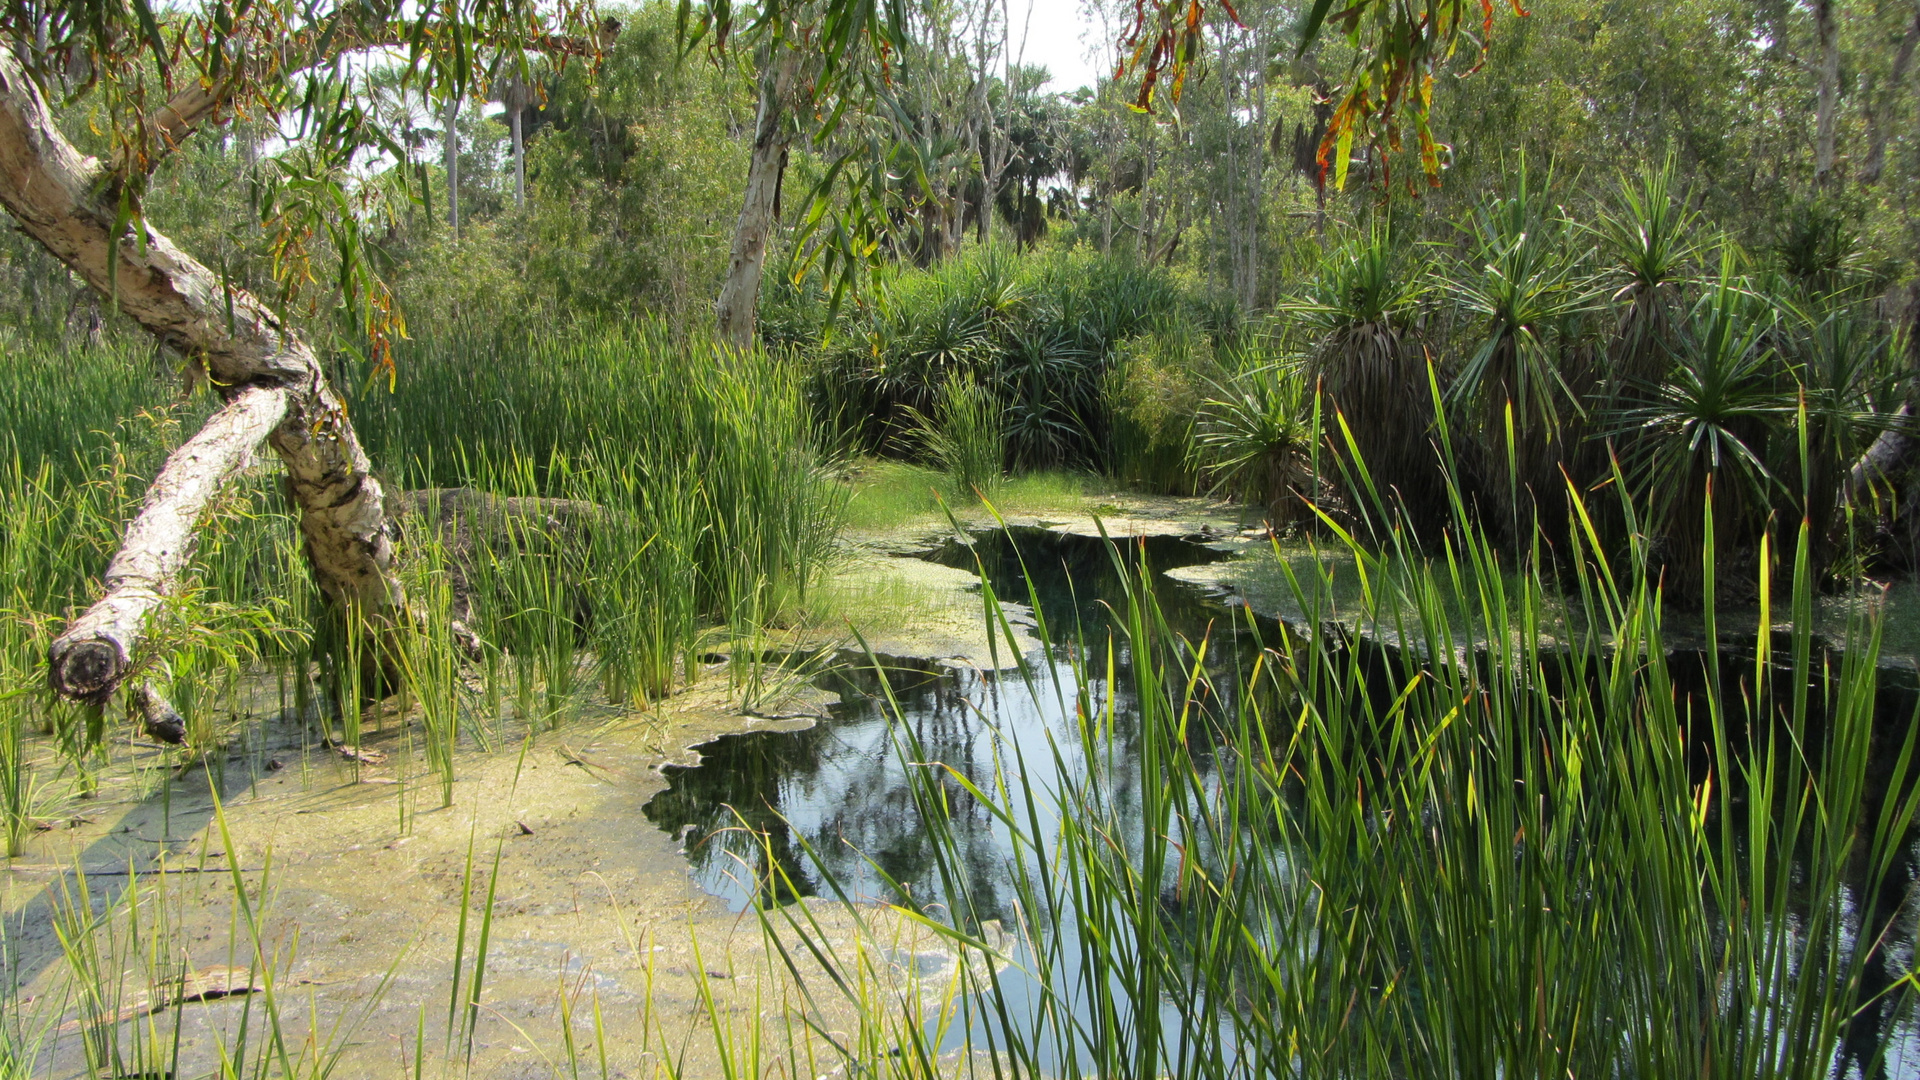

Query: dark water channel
[[643, 527, 1920, 1075], [644, 527, 1260, 1067]]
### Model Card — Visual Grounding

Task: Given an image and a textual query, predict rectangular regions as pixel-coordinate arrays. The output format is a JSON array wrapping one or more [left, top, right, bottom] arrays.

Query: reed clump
[[0, 317, 846, 822], [769, 472, 1920, 1077]]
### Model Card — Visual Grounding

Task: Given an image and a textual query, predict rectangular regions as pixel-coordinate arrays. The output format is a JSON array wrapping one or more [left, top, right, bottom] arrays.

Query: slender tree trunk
[[1863, 1, 1919, 185], [444, 94, 461, 236], [974, 6, 998, 248], [715, 47, 798, 351], [0, 49, 405, 704], [511, 106, 525, 208], [1246, 30, 1266, 310], [1815, 0, 1841, 187], [503, 78, 532, 209], [945, 180, 963, 257]]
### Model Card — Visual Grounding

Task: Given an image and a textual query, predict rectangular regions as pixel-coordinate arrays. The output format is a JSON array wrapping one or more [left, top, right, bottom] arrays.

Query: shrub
[[1192, 361, 1319, 527], [797, 247, 1229, 472], [1103, 325, 1216, 494], [910, 375, 1005, 501]]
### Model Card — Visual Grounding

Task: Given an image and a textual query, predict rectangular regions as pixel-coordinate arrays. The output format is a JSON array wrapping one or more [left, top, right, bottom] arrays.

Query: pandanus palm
[[1785, 308, 1899, 567], [1447, 173, 1601, 535], [1291, 231, 1445, 533], [1578, 159, 1706, 545], [1608, 252, 1795, 599], [1590, 158, 1705, 406], [1193, 363, 1319, 528]]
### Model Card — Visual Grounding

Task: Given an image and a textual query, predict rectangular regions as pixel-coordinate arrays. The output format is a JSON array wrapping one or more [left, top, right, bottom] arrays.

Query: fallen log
[[390, 488, 606, 659], [0, 50, 406, 703], [47, 387, 288, 702]]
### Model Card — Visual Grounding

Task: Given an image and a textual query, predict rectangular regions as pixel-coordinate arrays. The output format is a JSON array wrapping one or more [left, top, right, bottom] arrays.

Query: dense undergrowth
[[788, 163, 1914, 595], [0, 321, 846, 828], [0, 165, 1916, 1077]]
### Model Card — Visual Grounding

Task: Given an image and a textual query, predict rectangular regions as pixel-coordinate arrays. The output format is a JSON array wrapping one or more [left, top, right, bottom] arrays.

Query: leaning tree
[[0, 1, 606, 705], [7, 0, 1525, 710]]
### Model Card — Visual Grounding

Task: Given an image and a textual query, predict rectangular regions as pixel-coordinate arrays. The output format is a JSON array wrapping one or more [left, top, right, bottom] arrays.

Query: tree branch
[[120, 14, 620, 175], [0, 47, 406, 704], [48, 386, 289, 702]]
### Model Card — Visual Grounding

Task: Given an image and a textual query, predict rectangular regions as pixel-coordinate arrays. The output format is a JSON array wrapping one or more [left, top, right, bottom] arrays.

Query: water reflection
[[643, 528, 1254, 918], [642, 527, 1920, 1076]]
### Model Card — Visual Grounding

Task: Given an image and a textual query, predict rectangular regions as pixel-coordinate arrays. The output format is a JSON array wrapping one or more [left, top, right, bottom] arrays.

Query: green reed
[[396, 524, 465, 808], [353, 318, 845, 637], [763, 482, 1920, 1075], [0, 319, 847, 835]]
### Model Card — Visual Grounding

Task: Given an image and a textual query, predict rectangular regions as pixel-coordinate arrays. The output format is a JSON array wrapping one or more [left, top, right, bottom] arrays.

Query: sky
[[1008, 0, 1112, 96]]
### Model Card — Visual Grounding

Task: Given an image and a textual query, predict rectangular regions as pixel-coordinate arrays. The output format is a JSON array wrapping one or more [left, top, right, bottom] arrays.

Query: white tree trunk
[[502, 78, 533, 209], [0, 50, 405, 703], [715, 48, 798, 351], [53, 387, 290, 699], [511, 106, 525, 208]]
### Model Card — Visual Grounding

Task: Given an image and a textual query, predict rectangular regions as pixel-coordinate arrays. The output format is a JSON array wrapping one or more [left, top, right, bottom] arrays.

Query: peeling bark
[[715, 47, 799, 352], [501, 78, 534, 209], [0, 50, 405, 703], [1847, 404, 1915, 504], [47, 386, 288, 701], [133, 683, 187, 745]]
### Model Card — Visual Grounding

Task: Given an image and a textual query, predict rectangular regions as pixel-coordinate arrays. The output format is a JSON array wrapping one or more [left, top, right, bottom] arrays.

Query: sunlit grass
[[840, 459, 1129, 532]]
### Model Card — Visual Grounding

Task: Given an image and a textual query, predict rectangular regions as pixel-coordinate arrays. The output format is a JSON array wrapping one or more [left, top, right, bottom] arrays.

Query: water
[[642, 527, 1254, 916], [642, 527, 1264, 1067], [643, 526, 1920, 1076]]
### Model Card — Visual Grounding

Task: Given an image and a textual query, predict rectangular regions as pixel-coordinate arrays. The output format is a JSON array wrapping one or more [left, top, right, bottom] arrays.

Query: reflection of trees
[[645, 527, 1920, 1067], [644, 662, 1020, 916], [644, 527, 1279, 926]]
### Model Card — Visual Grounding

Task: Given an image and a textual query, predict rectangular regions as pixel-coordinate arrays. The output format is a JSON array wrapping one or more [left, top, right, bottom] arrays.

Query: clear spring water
[[643, 526, 1920, 1076], [643, 527, 1259, 1066]]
